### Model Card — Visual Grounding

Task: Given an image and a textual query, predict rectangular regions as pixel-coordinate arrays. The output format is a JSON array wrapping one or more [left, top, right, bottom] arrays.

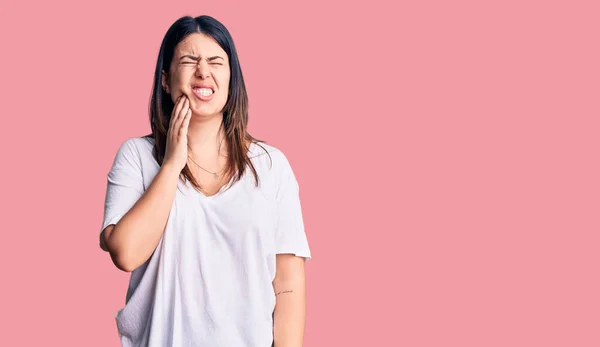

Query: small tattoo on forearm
[[276, 290, 294, 296]]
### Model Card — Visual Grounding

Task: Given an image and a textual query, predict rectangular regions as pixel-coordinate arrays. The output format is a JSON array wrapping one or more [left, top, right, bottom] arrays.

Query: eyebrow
[[179, 55, 225, 61]]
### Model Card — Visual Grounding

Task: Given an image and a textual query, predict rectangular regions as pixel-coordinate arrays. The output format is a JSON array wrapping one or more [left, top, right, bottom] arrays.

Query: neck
[[187, 113, 227, 157]]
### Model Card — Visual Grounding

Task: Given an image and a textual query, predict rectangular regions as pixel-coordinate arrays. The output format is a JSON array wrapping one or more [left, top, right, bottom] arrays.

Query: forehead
[[174, 33, 227, 58]]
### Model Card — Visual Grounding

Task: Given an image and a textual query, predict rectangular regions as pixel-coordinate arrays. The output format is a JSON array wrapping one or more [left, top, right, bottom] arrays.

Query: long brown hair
[[145, 15, 265, 191]]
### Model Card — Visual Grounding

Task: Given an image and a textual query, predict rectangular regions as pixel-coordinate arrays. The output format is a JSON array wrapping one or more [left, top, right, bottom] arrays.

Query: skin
[[273, 254, 308, 347], [162, 32, 232, 196], [162, 33, 230, 120], [101, 32, 307, 346]]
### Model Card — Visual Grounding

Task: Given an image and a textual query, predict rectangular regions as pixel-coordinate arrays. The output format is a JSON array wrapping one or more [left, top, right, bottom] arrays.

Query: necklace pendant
[[213, 173, 219, 180]]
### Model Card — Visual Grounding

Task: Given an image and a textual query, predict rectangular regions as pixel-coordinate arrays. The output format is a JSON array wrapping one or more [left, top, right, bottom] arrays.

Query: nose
[[195, 60, 210, 79]]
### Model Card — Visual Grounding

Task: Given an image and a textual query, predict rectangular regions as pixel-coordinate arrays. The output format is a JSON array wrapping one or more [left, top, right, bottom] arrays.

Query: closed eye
[[180, 61, 222, 66]]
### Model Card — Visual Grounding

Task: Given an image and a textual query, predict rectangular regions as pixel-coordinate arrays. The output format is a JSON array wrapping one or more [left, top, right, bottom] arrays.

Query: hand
[[163, 95, 192, 172]]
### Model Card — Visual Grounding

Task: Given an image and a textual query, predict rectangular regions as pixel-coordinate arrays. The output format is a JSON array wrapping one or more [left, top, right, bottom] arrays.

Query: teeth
[[194, 88, 213, 96]]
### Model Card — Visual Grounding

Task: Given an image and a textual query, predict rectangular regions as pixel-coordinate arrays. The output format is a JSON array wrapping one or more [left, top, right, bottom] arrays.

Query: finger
[[175, 97, 190, 130], [169, 95, 184, 129], [179, 108, 192, 137], [171, 95, 186, 125]]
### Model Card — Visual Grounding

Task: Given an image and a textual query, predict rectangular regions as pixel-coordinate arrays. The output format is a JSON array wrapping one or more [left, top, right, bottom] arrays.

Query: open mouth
[[191, 83, 215, 101], [193, 87, 213, 97]]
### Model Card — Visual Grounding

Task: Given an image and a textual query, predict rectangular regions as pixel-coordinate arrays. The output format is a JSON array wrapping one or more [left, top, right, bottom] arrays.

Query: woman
[[99, 15, 311, 347]]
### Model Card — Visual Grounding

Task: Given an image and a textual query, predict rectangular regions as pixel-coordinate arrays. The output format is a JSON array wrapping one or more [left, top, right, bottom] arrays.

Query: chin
[[191, 108, 221, 118]]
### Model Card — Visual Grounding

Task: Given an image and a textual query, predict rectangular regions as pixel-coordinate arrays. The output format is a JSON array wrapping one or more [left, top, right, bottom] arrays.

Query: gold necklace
[[187, 155, 222, 180]]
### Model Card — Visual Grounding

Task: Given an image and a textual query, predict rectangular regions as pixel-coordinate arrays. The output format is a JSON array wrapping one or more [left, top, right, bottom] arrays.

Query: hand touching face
[[162, 32, 231, 118]]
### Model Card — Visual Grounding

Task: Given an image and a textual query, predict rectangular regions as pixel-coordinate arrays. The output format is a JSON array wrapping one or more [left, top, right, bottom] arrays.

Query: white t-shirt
[[101, 136, 311, 347]]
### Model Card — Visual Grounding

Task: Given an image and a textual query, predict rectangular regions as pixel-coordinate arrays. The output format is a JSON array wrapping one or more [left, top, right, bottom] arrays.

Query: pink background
[[1, 0, 599, 346]]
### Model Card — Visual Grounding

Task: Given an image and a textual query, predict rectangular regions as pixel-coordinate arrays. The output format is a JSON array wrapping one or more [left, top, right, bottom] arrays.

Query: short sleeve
[[274, 152, 312, 260], [100, 139, 145, 234]]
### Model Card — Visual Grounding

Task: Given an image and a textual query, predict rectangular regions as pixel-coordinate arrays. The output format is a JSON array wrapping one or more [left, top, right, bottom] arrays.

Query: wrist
[[160, 162, 183, 180]]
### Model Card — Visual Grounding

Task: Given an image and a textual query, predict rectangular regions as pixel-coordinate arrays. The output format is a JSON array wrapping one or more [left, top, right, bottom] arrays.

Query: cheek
[[173, 73, 189, 89], [218, 76, 231, 102], [218, 88, 229, 103], [171, 67, 193, 86]]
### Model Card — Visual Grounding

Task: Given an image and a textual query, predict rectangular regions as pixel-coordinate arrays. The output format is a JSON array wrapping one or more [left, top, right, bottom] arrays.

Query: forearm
[[105, 163, 181, 271], [272, 276, 306, 347]]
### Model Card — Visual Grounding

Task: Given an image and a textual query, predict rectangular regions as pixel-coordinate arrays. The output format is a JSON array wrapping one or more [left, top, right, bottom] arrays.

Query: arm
[[102, 163, 180, 272], [272, 254, 307, 347], [100, 96, 191, 272], [271, 150, 312, 346]]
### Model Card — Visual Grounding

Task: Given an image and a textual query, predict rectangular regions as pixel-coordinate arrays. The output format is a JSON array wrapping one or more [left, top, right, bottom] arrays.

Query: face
[[162, 32, 230, 118]]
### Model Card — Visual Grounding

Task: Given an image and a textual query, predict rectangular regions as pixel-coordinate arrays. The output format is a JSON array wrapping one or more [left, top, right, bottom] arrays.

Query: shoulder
[[109, 136, 155, 170], [128, 136, 154, 154], [249, 142, 300, 192], [114, 136, 154, 159], [249, 142, 295, 173]]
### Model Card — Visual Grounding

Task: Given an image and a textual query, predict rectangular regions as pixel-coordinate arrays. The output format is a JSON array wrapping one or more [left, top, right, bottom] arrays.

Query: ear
[[161, 70, 170, 94]]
